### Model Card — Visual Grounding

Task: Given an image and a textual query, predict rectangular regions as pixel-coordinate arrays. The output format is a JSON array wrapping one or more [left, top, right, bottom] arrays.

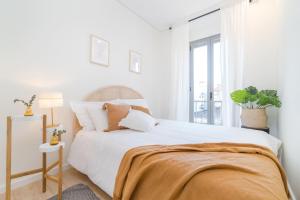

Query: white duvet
[[68, 119, 282, 197]]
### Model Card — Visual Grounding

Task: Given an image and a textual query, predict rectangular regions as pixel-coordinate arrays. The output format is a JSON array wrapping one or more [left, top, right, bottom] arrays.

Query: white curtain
[[221, 0, 248, 127], [169, 24, 190, 121]]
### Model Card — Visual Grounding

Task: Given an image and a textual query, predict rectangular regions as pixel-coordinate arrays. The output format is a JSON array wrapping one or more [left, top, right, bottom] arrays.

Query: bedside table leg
[[42, 152, 47, 193], [42, 115, 47, 193], [58, 146, 63, 200], [6, 117, 12, 200]]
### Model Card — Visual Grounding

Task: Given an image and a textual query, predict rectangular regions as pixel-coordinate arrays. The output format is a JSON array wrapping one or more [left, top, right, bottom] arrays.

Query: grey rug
[[48, 184, 100, 200]]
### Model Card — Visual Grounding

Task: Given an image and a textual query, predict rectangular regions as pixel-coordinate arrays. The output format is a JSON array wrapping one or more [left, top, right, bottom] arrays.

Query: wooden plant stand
[[5, 115, 64, 200], [5, 115, 47, 200], [39, 142, 65, 200]]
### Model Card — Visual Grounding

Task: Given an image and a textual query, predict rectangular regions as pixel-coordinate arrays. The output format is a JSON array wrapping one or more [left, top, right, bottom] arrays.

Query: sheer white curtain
[[221, 0, 248, 127], [169, 24, 190, 121]]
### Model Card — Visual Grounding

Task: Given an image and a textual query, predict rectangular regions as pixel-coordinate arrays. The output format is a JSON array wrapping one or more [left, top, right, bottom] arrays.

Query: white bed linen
[[68, 119, 282, 197]]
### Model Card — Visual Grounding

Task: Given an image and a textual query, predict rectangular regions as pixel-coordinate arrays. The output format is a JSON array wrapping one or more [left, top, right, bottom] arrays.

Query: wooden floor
[[0, 168, 112, 200]]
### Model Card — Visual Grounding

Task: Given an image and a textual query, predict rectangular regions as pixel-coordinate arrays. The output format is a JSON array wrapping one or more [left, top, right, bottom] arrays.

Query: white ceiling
[[117, 0, 224, 31]]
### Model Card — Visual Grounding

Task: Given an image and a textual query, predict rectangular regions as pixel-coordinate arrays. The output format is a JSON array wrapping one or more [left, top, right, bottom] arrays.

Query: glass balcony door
[[190, 35, 222, 125]]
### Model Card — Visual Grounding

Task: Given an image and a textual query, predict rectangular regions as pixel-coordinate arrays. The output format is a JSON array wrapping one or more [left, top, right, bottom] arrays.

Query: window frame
[[189, 34, 221, 124]]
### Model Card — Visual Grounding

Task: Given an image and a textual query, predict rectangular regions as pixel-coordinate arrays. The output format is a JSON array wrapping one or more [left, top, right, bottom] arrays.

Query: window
[[190, 35, 222, 125]]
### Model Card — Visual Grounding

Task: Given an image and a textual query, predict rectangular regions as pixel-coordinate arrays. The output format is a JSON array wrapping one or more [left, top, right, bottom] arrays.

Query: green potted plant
[[231, 86, 281, 128], [50, 128, 66, 145], [14, 95, 36, 116]]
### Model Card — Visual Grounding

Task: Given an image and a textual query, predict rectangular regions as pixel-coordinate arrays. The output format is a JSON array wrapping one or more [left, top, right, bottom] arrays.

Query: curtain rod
[[188, 8, 221, 23], [187, 0, 254, 23]]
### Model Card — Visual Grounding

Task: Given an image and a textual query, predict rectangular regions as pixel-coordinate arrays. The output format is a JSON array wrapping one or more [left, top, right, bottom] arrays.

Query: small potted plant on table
[[231, 86, 281, 129], [14, 95, 36, 116], [50, 128, 66, 145]]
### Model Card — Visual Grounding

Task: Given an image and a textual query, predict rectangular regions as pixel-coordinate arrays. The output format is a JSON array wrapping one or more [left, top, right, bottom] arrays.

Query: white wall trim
[[0, 164, 70, 194]]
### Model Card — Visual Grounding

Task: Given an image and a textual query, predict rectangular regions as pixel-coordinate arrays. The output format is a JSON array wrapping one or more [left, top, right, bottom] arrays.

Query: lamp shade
[[39, 92, 63, 108]]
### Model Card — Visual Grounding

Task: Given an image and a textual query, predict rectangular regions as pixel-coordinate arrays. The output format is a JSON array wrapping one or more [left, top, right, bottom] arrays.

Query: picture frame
[[129, 50, 142, 74], [90, 35, 109, 67]]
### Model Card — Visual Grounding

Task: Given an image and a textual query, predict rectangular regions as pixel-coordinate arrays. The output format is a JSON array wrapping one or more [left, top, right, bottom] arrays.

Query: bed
[[68, 86, 288, 200]]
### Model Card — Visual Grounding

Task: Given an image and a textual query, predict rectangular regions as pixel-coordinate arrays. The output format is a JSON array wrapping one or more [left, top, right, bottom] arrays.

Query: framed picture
[[90, 35, 109, 66], [129, 50, 142, 74]]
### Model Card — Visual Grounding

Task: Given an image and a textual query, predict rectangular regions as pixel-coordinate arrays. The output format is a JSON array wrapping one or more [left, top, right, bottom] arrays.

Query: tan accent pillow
[[103, 103, 131, 132], [131, 105, 151, 115]]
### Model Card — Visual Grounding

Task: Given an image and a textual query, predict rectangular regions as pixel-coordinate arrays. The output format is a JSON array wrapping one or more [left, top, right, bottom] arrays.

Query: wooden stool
[[39, 142, 65, 200]]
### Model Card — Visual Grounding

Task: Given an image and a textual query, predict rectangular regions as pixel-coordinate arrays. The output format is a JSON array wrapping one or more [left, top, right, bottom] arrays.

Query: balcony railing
[[192, 100, 222, 125]]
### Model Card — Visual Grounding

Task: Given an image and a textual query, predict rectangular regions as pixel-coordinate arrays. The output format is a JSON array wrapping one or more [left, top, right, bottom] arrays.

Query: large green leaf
[[230, 90, 249, 104], [245, 86, 258, 95], [257, 90, 281, 108], [245, 86, 258, 102]]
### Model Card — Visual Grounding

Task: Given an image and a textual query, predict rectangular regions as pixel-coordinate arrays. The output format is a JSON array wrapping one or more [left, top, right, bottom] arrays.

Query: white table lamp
[[39, 92, 63, 128]]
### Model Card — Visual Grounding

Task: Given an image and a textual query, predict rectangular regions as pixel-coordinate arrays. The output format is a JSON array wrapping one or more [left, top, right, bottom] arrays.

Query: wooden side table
[[241, 125, 270, 134], [6, 115, 47, 200], [39, 142, 65, 200]]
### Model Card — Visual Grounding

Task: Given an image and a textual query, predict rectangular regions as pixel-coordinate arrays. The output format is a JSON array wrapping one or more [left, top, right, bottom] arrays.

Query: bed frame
[[73, 85, 143, 133]]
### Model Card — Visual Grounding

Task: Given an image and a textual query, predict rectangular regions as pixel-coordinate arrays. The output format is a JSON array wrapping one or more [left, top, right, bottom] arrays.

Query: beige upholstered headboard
[[85, 86, 143, 101], [73, 86, 143, 133]]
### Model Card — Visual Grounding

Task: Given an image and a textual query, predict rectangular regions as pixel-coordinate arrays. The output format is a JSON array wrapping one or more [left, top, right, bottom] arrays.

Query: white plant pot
[[241, 108, 268, 129]]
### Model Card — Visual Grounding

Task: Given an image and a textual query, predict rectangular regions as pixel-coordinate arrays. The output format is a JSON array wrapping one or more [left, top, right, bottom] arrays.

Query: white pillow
[[70, 100, 117, 131], [70, 102, 96, 131], [86, 104, 108, 132], [119, 109, 156, 132]]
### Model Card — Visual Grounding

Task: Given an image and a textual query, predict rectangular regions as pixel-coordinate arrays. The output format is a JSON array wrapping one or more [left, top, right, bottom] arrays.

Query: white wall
[[243, 0, 279, 89], [278, 0, 300, 198], [243, 0, 280, 136], [0, 0, 169, 191]]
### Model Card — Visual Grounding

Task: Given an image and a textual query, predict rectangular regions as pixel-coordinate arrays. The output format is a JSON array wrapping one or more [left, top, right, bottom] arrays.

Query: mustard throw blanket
[[113, 143, 289, 200]]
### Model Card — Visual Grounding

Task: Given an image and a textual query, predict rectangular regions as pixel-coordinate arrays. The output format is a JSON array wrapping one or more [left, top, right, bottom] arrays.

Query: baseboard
[[0, 164, 70, 194], [288, 182, 297, 200]]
